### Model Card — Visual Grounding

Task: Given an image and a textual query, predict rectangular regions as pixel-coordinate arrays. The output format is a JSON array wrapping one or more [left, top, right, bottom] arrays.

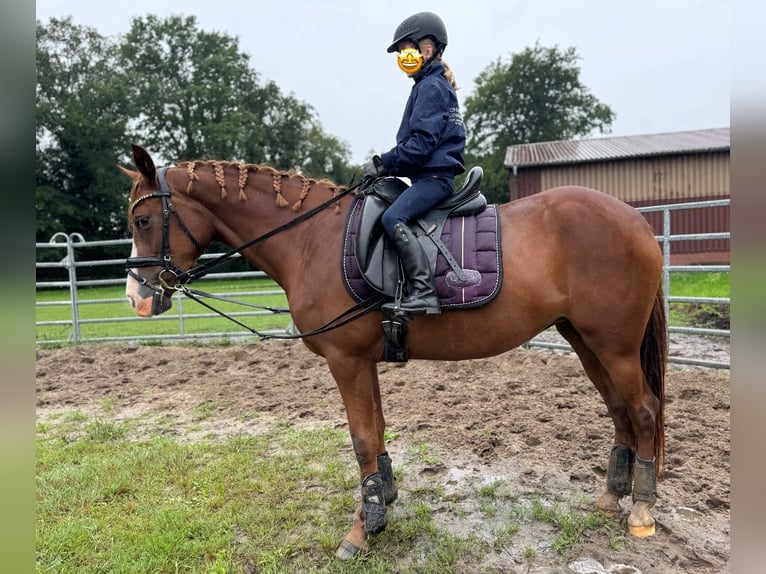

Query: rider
[[363, 11, 466, 315]]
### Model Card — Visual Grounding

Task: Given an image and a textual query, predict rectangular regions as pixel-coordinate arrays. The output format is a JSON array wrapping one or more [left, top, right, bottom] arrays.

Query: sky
[[35, 0, 730, 165]]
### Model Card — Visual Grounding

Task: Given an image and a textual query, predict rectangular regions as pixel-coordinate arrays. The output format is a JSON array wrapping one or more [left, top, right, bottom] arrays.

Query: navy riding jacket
[[379, 61, 466, 178]]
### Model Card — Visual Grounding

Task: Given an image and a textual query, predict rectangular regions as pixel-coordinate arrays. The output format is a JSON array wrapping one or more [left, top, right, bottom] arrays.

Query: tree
[[36, 14, 354, 248], [463, 42, 615, 203], [36, 17, 133, 241], [118, 15, 351, 180]]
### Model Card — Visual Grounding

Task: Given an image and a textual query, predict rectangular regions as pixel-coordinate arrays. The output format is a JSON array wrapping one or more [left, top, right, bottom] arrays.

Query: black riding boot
[[382, 223, 440, 315]]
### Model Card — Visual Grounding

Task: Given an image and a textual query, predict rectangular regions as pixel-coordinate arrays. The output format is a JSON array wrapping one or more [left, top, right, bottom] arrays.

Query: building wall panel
[[508, 151, 730, 263], [530, 152, 729, 203]]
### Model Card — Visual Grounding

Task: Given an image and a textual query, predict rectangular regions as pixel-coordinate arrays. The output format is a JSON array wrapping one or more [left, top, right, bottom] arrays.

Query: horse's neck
[[170, 164, 346, 284]]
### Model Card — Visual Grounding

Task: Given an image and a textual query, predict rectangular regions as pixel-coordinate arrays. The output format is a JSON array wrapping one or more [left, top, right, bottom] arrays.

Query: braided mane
[[176, 160, 346, 212]]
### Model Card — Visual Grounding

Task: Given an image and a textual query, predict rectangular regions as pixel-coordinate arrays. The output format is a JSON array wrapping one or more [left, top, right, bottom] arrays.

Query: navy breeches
[[381, 176, 454, 238]]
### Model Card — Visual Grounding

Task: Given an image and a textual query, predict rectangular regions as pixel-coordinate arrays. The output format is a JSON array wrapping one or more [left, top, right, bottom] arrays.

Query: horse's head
[[121, 145, 209, 317]]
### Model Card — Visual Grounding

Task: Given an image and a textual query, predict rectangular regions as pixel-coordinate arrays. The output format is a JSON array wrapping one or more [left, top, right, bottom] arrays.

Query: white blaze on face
[[125, 241, 153, 317]]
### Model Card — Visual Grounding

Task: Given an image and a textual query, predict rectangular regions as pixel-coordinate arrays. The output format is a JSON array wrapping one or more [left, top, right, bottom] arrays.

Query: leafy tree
[[36, 14, 354, 249], [118, 15, 351, 180], [36, 17, 132, 241], [463, 42, 615, 203]]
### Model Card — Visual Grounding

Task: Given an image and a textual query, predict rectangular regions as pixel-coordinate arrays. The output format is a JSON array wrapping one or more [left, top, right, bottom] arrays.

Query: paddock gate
[[36, 199, 730, 369]]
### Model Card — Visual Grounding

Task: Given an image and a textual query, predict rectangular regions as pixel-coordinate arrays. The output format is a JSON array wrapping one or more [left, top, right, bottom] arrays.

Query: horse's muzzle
[[128, 278, 174, 317], [151, 290, 173, 315]]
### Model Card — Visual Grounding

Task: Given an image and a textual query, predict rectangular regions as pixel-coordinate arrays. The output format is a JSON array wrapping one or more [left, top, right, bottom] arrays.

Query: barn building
[[503, 127, 730, 264]]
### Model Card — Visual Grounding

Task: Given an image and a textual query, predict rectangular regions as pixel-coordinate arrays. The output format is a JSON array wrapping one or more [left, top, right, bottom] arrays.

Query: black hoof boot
[[361, 472, 387, 534], [377, 452, 398, 505]]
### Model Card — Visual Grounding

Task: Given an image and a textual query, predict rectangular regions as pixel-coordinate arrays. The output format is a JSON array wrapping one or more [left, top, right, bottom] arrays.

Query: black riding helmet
[[387, 12, 448, 54]]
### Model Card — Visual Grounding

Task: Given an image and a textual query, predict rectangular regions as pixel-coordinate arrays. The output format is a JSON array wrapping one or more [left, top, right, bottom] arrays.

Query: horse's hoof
[[595, 492, 622, 514], [628, 499, 656, 537], [628, 522, 656, 537], [628, 514, 656, 537], [335, 538, 367, 560]]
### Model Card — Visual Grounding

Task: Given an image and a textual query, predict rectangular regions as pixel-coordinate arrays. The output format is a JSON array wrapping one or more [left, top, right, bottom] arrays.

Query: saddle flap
[[352, 193, 400, 294], [356, 194, 387, 269], [364, 238, 399, 294]]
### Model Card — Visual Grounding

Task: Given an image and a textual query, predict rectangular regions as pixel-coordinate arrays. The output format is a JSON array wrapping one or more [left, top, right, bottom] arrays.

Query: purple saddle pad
[[343, 202, 503, 310]]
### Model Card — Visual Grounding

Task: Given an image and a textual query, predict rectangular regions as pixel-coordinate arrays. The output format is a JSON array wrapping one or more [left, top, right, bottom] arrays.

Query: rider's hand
[[362, 156, 386, 177]]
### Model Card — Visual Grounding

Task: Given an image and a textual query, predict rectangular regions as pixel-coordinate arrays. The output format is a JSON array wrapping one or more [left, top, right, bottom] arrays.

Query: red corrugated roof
[[504, 127, 730, 167]]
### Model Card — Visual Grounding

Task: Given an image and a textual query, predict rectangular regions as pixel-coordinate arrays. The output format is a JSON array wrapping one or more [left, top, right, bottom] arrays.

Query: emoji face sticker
[[397, 48, 424, 74]]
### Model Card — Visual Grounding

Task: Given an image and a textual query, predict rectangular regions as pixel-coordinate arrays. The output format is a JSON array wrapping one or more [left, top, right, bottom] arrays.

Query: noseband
[[125, 167, 202, 295]]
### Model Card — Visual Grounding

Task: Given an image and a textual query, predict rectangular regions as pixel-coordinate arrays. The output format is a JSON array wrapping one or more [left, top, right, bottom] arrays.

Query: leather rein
[[125, 168, 384, 339]]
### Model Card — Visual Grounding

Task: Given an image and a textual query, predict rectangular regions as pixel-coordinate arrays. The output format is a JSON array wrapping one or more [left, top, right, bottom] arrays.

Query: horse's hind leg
[[556, 322, 658, 536], [556, 323, 634, 512], [597, 354, 660, 537]]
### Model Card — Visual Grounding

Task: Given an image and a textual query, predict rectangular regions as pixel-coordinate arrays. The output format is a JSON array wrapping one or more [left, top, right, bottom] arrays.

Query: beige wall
[[538, 152, 729, 203]]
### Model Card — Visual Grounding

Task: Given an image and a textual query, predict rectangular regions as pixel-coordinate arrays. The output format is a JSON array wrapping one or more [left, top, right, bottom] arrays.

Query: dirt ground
[[36, 341, 730, 573]]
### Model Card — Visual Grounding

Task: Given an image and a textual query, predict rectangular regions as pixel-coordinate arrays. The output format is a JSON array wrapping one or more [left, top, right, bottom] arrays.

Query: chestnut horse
[[122, 145, 667, 559]]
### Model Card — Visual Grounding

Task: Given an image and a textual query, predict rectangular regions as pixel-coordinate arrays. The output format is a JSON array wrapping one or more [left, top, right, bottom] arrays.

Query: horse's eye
[[134, 216, 150, 230]]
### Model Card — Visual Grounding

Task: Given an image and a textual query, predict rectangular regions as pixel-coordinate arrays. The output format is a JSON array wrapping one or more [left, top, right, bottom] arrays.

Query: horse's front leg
[[326, 354, 389, 559], [372, 373, 398, 506]]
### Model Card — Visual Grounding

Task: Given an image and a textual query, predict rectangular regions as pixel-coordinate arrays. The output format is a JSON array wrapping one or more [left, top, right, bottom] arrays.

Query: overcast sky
[[36, 0, 730, 165]]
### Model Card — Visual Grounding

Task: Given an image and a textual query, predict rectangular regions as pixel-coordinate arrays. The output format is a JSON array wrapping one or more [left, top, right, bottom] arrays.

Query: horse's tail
[[640, 285, 668, 476]]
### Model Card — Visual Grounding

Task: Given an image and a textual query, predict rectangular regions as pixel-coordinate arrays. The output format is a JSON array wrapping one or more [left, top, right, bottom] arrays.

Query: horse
[[121, 144, 667, 559]]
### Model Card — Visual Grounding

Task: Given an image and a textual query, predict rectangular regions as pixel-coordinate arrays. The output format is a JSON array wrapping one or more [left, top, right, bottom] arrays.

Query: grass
[[36, 409, 619, 573], [668, 271, 729, 298], [406, 441, 442, 466], [36, 415, 488, 574], [509, 493, 612, 557], [668, 271, 730, 329]]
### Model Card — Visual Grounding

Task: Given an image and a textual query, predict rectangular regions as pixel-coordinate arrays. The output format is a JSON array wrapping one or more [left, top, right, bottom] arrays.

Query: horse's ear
[[131, 144, 157, 184]]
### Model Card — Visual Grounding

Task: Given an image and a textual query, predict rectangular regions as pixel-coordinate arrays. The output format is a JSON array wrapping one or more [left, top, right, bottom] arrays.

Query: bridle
[[125, 167, 384, 338], [125, 167, 202, 293]]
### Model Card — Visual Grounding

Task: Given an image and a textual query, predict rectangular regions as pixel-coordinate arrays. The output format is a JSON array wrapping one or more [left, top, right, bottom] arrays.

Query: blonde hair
[[418, 38, 458, 90]]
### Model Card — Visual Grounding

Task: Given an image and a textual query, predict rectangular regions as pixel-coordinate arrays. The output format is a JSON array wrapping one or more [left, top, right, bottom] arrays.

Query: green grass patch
[[37, 416, 486, 573], [517, 493, 612, 557], [668, 271, 730, 329], [406, 441, 442, 466], [668, 271, 730, 298]]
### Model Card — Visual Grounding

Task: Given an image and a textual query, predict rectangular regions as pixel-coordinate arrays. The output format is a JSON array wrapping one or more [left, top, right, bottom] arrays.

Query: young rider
[[363, 11, 466, 315]]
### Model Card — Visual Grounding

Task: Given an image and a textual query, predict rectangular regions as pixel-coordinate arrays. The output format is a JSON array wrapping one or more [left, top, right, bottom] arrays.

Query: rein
[[126, 169, 383, 339], [181, 285, 384, 340]]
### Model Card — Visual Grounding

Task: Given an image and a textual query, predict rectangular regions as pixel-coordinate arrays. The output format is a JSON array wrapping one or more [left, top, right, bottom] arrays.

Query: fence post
[[177, 294, 185, 336], [662, 208, 671, 324], [50, 232, 85, 342]]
